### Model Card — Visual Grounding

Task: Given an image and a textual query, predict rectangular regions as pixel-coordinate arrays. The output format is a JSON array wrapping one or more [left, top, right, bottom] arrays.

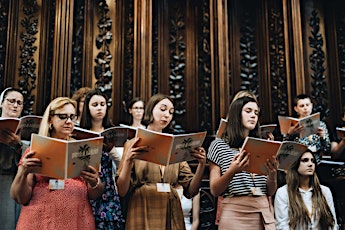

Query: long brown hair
[[286, 151, 335, 229], [223, 96, 259, 148]]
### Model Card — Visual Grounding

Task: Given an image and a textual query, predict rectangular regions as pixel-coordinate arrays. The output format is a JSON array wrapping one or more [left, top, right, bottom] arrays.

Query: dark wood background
[[1, 0, 345, 228]]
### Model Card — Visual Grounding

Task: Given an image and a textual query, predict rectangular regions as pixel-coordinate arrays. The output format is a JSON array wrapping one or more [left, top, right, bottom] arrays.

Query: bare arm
[[191, 192, 200, 230], [116, 138, 148, 197], [331, 139, 345, 159], [80, 165, 104, 200], [209, 151, 249, 197], [10, 151, 40, 205], [187, 147, 206, 197], [264, 156, 278, 196]]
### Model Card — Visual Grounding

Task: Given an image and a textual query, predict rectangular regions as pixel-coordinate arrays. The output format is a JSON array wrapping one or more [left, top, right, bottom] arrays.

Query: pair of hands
[[20, 151, 100, 187], [288, 123, 325, 138], [123, 137, 207, 165], [230, 150, 278, 176]]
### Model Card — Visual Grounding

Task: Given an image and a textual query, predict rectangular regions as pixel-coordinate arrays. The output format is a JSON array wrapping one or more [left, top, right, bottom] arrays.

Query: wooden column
[[51, 0, 74, 98], [134, 0, 152, 99]]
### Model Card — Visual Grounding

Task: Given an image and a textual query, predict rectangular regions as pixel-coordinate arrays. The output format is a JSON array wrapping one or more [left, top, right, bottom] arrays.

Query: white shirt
[[274, 184, 338, 230]]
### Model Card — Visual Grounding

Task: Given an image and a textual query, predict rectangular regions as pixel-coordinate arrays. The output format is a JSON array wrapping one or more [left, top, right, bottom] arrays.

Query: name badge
[[49, 179, 65, 190], [156, 183, 171, 192], [250, 187, 264, 196]]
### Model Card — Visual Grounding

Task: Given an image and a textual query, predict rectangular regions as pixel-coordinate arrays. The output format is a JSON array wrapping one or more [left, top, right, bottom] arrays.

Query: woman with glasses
[[80, 89, 125, 229], [10, 97, 103, 230], [127, 97, 145, 128], [274, 150, 338, 229], [0, 87, 25, 230]]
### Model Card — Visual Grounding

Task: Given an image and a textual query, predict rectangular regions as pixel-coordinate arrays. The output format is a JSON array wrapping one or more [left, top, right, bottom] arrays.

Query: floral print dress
[[90, 151, 125, 229]]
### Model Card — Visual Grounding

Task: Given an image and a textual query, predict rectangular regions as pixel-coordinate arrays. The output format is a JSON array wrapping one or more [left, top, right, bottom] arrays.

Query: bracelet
[[90, 177, 100, 189]]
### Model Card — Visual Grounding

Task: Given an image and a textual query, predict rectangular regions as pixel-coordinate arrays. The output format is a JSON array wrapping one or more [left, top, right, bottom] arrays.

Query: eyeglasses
[[52, 113, 77, 122], [6, 98, 23, 106], [132, 107, 144, 110]]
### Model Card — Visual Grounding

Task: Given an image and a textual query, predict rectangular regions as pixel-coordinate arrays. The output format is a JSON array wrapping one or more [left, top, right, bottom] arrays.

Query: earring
[[49, 123, 53, 130]]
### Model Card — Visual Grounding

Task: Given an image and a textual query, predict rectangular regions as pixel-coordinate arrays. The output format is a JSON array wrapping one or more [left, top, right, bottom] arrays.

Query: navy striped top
[[207, 138, 268, 197]]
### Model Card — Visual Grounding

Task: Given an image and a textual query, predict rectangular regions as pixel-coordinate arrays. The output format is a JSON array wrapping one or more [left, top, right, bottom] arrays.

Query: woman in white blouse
[[274, 150, 338, 230]]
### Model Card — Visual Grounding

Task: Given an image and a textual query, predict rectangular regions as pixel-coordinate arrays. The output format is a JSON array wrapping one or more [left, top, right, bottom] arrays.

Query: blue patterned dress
[[90, 151, 125, 229]]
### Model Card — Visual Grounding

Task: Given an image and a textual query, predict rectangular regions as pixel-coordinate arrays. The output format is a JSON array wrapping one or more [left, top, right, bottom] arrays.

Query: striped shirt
[[207, 138, 268, 197]]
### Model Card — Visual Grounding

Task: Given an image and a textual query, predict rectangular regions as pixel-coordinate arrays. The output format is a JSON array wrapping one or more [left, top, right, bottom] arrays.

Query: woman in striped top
[[207, 96, 278, 230]]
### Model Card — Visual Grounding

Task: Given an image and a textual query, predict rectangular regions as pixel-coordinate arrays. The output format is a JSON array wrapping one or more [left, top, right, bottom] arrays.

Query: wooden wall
[[1, 0, 345, 228]]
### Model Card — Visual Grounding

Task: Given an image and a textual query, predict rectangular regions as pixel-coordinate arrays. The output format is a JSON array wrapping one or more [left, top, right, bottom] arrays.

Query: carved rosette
[[269, 8, 288, 117], [18, 0, 38, 115], [94, 0, 113, 107], [309, 10, 329, 120]]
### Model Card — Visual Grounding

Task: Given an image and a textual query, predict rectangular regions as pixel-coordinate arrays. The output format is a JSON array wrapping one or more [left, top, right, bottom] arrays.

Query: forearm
[[331, 140, 345, 159], [87, 178, 104, 200], [209, 163, 237, 197], [10, 167, 33, 205], [116, 160, 133, 197], [187, 162, 205, 197]]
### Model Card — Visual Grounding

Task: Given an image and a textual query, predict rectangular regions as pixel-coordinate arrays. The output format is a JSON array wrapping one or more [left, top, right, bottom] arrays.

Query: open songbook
[[241, 136, 309, 175], [134, 128, 207, 165], [278, 113, 320, 138], [72, 126, 136, 147], [259, 124, 277, 139], [0, 115, 42, 141], [31, 134, 103, 179], [215, 118, 227, 138]]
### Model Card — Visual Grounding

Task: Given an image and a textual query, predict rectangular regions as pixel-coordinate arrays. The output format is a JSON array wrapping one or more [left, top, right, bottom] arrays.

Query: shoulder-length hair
[[223, 96, 259, 148], [79, 89, 113, 130], [128, 97, 145, 125], [286, 151, 335, 229], [39, 97, 77, 137], [142, 94, 174, 131]]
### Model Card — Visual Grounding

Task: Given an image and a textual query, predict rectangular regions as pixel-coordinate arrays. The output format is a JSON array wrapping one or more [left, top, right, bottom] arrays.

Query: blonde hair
[[39, 97, 77, 137]]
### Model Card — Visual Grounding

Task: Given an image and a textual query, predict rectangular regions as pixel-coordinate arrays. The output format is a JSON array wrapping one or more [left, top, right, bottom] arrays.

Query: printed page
[[259, 124, 277, 139], [0, 117, 20, 133], [101, 126, 134, 147], [16, 115, 42, 141], [66, 136, 103, 178], [241, 137, 281, 175], [298, 112, 320, 138], [276, 141, 308, 171], [134, 128, 173, 165], [31, 134, 68, 179], [168, 131, 207, 164]]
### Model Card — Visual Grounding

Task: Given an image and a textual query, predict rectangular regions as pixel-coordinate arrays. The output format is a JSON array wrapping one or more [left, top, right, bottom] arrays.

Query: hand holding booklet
[[278, 112, 320, 138], [0, 115, 42, 141], [30, 134, 103, 179], [241, 136, 308, 175], [134, 128, 207, 165]]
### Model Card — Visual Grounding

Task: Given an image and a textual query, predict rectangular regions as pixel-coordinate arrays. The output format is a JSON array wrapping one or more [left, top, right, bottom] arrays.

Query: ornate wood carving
[[122, 0, 134, 112], [18, 0, 38, 115], [0, 0, 9, 88], [308, 9, 329, 120], [94, 0, 113, 107], [168, 2, 186, 133], [198, 0, 212, 133], [70, 1, 85, 95], [239, 11, 259, 98], [335, 9, 345, 110], [269, 7, 288, 117]]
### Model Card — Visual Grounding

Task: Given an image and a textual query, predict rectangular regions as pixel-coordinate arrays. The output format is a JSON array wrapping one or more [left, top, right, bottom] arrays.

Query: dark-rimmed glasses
[[6, 98, 23, 106], [52, 113, 77, 122]]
